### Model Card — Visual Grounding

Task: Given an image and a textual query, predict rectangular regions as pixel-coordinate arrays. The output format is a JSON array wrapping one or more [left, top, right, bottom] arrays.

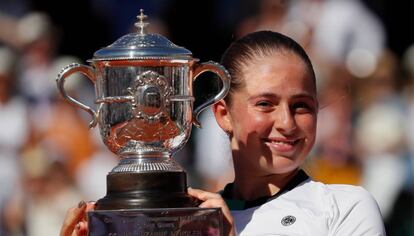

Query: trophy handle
[[192, 61, 231, 128], [56, 63, 98, 128]]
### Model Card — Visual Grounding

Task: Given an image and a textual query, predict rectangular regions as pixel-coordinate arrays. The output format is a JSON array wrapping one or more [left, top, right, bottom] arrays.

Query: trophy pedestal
[[95, 171, 199, 210], [89, 170, 223, 235], [88, 207, 222, 236]]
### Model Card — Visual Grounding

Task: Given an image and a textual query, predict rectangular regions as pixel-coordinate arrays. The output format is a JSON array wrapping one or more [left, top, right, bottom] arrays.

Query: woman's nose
[[274, 104, 296, 134]]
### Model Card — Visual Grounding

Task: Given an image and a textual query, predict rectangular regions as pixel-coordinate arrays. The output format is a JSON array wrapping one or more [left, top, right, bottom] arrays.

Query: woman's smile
[[263, 137, 300, 154]]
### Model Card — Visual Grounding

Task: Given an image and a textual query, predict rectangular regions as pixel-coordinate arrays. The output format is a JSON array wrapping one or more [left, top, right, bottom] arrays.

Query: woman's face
[[226, 51, 317, 175]]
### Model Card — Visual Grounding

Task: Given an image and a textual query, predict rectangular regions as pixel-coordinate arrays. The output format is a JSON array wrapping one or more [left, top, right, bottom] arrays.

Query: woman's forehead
[[248, 49, 304, 65], [240, 53, 316, 95], [241, 52, 309, 77]]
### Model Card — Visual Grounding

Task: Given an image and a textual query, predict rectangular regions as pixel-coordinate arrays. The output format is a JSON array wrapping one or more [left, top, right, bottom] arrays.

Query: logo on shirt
[[281, 215, 296, 226]]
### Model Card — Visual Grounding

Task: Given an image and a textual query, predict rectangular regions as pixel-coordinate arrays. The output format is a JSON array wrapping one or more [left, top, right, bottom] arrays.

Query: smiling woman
[[222, 51, 317, 178], [190, 31, 386, 235], [59, 31, 385, 236]]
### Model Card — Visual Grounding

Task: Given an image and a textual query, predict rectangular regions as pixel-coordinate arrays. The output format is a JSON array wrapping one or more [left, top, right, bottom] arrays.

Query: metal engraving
[[127, 70, 171, 122], [111, 35, 159, 48], [88, 208, 223, 236]]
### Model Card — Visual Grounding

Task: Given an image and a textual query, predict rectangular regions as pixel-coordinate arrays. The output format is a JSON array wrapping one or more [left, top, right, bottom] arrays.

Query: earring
[[224, 129, 232, 137]]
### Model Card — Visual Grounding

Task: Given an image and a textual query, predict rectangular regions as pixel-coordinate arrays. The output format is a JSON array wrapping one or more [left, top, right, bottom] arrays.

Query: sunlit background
[[0, 0, 413, 235]]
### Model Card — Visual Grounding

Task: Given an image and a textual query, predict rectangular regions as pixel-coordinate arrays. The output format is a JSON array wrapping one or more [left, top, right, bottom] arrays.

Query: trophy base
[[95, 171, 199, 210], [88, 207, 223, 236]]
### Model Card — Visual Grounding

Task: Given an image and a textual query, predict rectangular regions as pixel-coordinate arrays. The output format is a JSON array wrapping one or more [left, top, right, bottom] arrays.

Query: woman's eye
[[255, 100, 275, 111], [292, 102, 313, 113], [256, 101, 272, 107]]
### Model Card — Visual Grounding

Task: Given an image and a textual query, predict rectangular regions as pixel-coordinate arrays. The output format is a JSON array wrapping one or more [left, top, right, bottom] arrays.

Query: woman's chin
[[260, 156, 301, 175]]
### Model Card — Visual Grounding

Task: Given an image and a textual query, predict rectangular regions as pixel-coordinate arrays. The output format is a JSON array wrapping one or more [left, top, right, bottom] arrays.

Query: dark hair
[[220, 31, 316, 103]]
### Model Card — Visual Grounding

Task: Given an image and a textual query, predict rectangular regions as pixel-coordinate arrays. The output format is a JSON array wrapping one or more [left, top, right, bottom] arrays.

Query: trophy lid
[[91, 9, 192, 61]]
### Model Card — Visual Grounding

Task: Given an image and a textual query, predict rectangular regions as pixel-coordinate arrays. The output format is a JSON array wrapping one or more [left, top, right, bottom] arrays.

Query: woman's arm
[[188, 187, 236, 236]]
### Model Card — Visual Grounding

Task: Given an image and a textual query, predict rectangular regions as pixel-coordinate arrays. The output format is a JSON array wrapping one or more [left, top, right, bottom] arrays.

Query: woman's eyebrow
[[247, 92, 316, 101], [291, 92, 317, 101], [247, 92, 279, 101]]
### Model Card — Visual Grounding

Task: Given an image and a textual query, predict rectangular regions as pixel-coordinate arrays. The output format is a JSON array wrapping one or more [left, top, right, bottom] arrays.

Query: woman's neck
[[231, 168, 299, 201]]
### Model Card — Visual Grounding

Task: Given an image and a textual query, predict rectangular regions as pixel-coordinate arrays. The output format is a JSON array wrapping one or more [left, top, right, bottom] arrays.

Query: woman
[[61, 31, 385, 236]]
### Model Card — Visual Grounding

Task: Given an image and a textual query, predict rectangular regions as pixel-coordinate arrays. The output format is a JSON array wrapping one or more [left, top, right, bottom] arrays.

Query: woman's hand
[[188, 188, 236, 236], [60, 201, 95, 236]]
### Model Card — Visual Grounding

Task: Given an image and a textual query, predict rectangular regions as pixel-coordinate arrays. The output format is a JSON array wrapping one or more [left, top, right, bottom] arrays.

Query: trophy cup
[[57, 10, 230, 235]]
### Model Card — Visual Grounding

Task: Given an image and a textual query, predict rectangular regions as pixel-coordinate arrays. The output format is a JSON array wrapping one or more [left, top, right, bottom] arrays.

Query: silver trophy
[[57, 10, 230, 235]]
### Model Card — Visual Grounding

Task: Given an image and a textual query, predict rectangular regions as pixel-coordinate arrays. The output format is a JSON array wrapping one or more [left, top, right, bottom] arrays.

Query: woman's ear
[[213, 100, 232, 135]]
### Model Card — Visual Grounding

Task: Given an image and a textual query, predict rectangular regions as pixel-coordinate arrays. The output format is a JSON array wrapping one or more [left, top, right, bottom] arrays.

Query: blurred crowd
[[0, 0, 413, 235]]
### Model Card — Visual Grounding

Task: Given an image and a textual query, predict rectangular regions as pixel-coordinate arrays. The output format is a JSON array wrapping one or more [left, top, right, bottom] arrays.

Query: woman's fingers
[[85, 201, 96, 212], [73, 221, 88, 236], [198, 197, 234, 226], [60, 201, 87, 236], [188, 187, 228, 212], [80, 202, 95, 235], [188, 187, 222, 201], [79, 201, 96, 222], [188, 188, 236, 236]]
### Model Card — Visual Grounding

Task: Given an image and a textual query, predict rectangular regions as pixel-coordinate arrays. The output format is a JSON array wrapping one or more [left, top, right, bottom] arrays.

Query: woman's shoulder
[[286, 174, 372, 199], [310, 179, 365, 192], [298, 179, 380, 210], [303, 179, 377, 204], [297, 180, 386, 235]]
